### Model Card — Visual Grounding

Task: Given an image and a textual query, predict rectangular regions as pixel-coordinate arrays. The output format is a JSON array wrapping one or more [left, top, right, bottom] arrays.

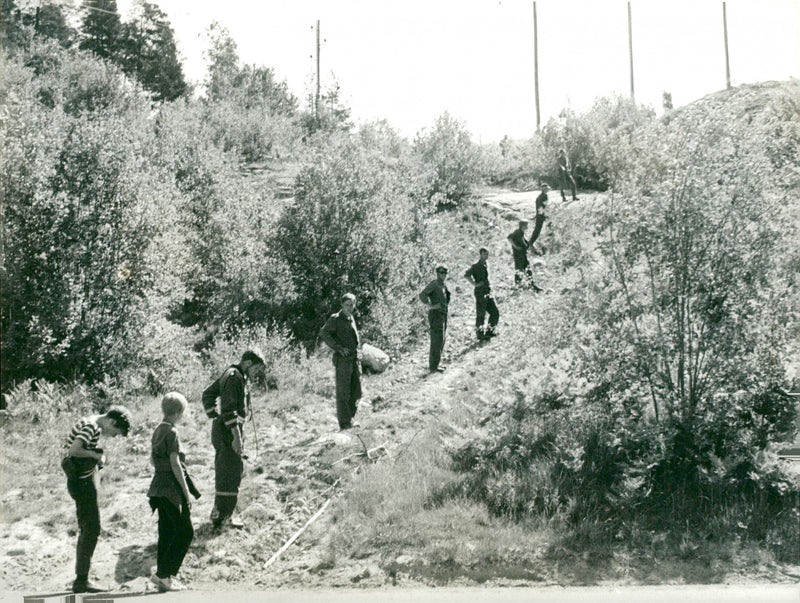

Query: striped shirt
[[64, 417, 101, 454]]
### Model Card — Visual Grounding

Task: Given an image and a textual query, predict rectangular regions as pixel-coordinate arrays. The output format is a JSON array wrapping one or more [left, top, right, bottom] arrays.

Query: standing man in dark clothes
[[61, 406, 132, 593], [557, 149, 579, 202], [529, 184, 549, 256], [419, 264, 451, 373], [508, 220, 544, 291], [507, 220, 531, 286], [202, 349, 265, 529], [464, 248, 500, 340], [320, 293, 362, 430]]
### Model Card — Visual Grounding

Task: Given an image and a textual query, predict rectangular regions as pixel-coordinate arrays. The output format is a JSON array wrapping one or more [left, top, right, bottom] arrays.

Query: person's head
[[341, 293, 356, 316], [541, 183, 549, 192], [558, 149, 566, 156], [161, 391, 188, 423], [240, 348, 266, 379], [479, 247, 489, 262], [518, 220, 528, 231], [100, 405, 132, 438], [435, 264, 448, 282]]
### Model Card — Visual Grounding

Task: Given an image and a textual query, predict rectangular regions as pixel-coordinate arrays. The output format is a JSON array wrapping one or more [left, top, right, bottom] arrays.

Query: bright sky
[[114, 0, 800, 142]]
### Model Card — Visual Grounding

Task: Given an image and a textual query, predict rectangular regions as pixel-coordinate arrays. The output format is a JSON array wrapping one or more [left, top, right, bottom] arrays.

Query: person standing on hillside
[[557, 149, 579, 202], [61, 406, 132, 593], [464, 248, 500, 340], [202, 349, 266, 529], [419, 264, 451, 373], [508, 220, 544, 291], [529, 184, 549, 256], [320, 293, 362, 430]]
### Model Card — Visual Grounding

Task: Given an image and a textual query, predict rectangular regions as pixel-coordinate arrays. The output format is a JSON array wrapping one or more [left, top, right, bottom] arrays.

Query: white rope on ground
[[263, 496, 333, 569]]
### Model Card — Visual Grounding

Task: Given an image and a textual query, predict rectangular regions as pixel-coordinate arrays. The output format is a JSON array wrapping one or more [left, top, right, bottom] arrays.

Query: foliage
[[541, 96, 656, 190], [413, 112, 481, 208], [201, 22, 299, 161], [440, 83, 800, 558], [274, 128, 432, 346], [479, 135, 552, 190], [150, 100, 296, 332], [0, 0, 76, 50], [298, 79, 353, 138], [1, 43, 184, 386], [117, 0, 187, 102], [79, 0, 122, 62]]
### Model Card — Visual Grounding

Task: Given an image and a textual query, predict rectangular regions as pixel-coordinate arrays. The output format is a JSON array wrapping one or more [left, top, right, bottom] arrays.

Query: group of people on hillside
[[61, 350, 266, 593], [322, 172, 571, 426], [60, 154, 580, 594]]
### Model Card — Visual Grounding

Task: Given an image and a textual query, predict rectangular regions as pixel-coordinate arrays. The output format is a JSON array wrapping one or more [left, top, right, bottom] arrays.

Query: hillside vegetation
[[2, 3, 800, 592]]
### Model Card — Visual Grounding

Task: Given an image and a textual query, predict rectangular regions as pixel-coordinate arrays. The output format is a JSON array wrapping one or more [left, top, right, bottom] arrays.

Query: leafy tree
[[298, 79, 352, 138], [200, 22, 300, 161], [541, 96, 655, 190], [1, 47, 186, 385], [1, 0, 76, 52], [274, 132, 430, 345], [570, 82, 800, 513], [236, 64, 297, 115], [79, 0, 122, 61], [117, 0, 187, 101], [413, 112, 481, 208], [203, 21, 239, 101]]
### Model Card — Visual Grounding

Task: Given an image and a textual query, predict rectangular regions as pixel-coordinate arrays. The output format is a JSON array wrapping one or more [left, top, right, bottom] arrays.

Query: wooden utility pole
[[315, 19, 321, 123], [533, 2, 541, 130], [723, 2, 731, 89], [627, 1, 635, 101]]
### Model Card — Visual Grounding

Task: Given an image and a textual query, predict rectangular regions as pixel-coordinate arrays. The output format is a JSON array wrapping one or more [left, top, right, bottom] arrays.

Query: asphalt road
[[7, 585, 800, 603]]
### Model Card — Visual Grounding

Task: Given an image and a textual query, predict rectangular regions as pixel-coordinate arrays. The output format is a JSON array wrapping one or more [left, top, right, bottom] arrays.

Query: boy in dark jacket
[[61, 405, 132, 593], [148, 392, 199, 592], [202, 349, 265, 529]]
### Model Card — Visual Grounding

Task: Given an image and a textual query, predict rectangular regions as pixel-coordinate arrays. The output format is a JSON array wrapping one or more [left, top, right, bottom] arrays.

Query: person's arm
[[320, 316, 348, 355], [169, 451, 192, 509], [508, 232, 524, 251], [68, 438, 103, 462], [419, 282, 440, 310], [464, 266, 476, 287]]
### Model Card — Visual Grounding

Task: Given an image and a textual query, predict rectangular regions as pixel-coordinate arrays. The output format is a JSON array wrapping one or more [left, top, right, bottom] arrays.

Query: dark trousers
[[428, 310, 447, 371], [67, 476, 100, 577], [152, 497, 193, 578], [211, 418, 244, 520], [334, 354, 361, 428], [475, 292, 500, 337], [560, 170, 577, 200], [513, 251, 532, 285]]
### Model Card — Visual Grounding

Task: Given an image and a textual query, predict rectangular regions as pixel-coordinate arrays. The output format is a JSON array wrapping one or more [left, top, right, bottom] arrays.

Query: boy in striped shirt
[[61, 405, 132, 593]]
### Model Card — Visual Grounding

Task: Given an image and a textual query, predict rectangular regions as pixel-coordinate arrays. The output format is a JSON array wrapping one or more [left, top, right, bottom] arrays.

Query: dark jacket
[[202, 365, 248, 428], [419, 279, 451, 313], [465, 261, 491, 294], [320, 310, 360, 359]]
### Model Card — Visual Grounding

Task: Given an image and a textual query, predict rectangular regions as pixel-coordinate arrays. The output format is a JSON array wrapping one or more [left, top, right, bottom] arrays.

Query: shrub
[[274, 129, 432, 346], [541, 96, 656, 190], [1, 44, 185, 386], [414, 112, 481, 208]]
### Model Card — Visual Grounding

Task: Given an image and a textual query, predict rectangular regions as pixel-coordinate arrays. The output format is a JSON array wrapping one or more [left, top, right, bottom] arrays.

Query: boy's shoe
[[150, 573, 171, 592], [72, 579, 108, 593]]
